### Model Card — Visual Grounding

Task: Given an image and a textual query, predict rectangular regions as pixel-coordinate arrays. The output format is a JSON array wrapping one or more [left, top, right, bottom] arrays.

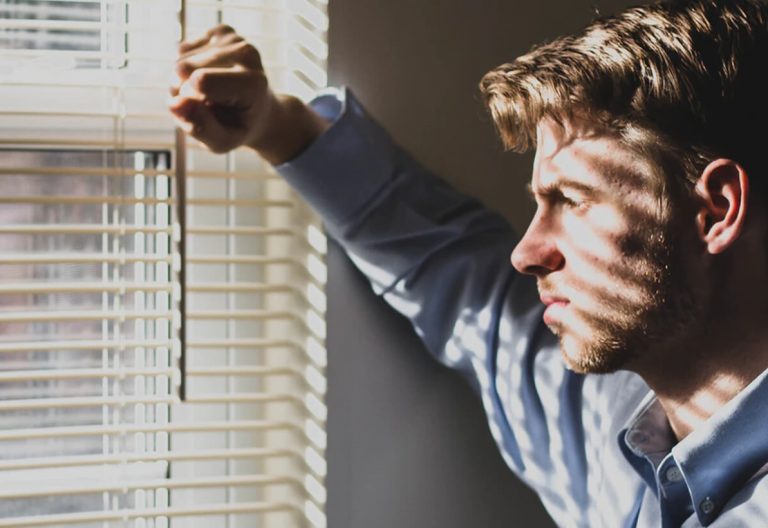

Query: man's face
[[511, 118, 703, 374]]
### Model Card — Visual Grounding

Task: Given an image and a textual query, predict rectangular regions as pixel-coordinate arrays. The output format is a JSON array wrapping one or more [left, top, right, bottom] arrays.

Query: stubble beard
[[550, 225, 703, 375]]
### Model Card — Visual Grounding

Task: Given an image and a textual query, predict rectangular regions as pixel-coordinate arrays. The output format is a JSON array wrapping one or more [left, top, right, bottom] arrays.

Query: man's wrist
[[248, 94, 330, 165]]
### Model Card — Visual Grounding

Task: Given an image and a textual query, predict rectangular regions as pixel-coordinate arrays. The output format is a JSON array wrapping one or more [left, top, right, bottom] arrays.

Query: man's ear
[[694, 159, 749, 254]]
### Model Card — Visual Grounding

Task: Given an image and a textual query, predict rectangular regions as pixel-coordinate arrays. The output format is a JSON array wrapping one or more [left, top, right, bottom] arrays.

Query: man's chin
[[558, 333, 630, 375]]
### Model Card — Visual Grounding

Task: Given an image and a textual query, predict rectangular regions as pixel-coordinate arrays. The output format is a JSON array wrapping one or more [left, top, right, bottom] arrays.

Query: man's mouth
[[540, 295, 569, 325]]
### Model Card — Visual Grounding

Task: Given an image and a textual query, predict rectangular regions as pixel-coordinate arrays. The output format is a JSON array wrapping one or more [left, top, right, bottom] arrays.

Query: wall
[[324, 1, 633, 527]]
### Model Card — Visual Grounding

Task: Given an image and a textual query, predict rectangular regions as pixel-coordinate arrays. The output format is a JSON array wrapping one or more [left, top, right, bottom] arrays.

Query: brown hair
[[480, 0, 768, 203]]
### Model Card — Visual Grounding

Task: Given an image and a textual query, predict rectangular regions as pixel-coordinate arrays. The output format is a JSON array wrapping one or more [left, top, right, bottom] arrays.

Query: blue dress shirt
[[276, 88, 768, 527]]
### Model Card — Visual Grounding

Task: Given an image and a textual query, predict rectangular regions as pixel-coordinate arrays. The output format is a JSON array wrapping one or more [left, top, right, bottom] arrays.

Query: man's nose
[[510, 219, 564, 276]]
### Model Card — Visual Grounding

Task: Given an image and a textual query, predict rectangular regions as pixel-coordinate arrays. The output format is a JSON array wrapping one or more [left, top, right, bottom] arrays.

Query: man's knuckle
[[210, 24, 235, 37], [175, 60, 192, 77], [189, 69, 208, 90], [221, 33, 243, 45], [190, 124, 206, 141], [247, 71, 267, 89], [232, 40, 249, 53], [233, 41, 261, 64]]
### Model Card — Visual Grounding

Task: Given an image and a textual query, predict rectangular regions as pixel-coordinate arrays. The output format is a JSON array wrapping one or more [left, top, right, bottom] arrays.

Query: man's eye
[[560, 195, 588, 211]]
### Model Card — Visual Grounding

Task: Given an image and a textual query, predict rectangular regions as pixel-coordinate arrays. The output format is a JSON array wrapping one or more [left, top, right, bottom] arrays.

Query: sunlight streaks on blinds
[[0, 0, 328, 526], [177, 0, 329, 523]]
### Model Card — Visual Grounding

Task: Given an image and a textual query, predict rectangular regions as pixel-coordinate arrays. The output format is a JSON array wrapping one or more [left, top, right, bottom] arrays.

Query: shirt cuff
[[275, 87, 397, 228]]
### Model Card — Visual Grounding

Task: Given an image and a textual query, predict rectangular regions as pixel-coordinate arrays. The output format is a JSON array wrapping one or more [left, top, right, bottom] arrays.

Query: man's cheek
[[562, 214, 626, 267]]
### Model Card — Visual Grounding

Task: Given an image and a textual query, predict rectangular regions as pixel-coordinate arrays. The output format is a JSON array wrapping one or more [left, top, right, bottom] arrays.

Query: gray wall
[[324, 2, 633, 527]]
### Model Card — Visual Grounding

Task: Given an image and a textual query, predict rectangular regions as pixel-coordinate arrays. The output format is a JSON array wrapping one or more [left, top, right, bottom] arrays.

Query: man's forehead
[[532, 117, 655, 192], [535, 118, 570, 159], [534, 116, 612, 159]]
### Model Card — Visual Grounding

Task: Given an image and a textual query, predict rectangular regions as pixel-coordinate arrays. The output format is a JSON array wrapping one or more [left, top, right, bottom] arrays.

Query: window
[[0, 1, 328, 526]]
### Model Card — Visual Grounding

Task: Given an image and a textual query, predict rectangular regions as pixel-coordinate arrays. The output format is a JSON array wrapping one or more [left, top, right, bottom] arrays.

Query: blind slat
[[1, 20, 290, 42], [0, 392, 299, 411], [0, 501, 301, 528], [0, 48, 289, 69], [0, 196, 292, 207], [0, 137, 176, 148], [0, 365, 300, 383], [0, 225, 173, 235], [188, 255, 295, 265], [0, 79, 168, 90], [0, 474, 302, 500], [0, 338, 298, 353], [0, 254, 299, 265], [187, 0, 283, 13], [188, 281, 297, 293], [0, 310, 174, 323], [0, 109, 171, 120], [0, 282, 173, 293], [188, 226, 295, 236], [0, 447, 300, 472], [186, 338, 301, 349], [0, 339, 173, 353], [0, 367, 175, 382], [188, 309, 298, 320], [0, 167, 281, 180], [0, 309, 296, 323], [0, 253, 171, 264], [0, 281, 295, 294], [0, 19, 168, 32], [2, 0, 180, 4], [0, 419, 302, 441]]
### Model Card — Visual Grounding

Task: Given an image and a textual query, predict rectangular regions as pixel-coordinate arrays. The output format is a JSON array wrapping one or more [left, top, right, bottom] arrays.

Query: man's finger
[[185, 102, 232, 151], [178, 34, 209, 54], [175, 40, 262, 81], [179, 24, 236, 53], [178, 32, 243, 61], [184, 68, 267, 107], [168, 97, 243, 153], [168, 95, 198, 122], [207, 24, 236, 39]]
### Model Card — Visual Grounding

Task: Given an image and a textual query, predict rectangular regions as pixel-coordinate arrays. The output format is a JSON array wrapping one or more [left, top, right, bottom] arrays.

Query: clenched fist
[[169, 24, 328, 164]]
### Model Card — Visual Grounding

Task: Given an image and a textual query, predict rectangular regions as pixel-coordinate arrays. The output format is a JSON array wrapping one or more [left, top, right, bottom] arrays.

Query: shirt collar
[[619, 390, 675, 495], [619, 367, 768, 525], [672, 367, 768, 524]]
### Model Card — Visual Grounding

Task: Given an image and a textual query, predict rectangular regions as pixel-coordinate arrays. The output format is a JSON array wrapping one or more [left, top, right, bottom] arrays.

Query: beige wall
[[324, 2, 635, 526]]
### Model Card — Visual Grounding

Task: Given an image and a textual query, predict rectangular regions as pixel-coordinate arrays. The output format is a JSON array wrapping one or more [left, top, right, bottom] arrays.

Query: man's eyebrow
[[525, 180, 600, 199]]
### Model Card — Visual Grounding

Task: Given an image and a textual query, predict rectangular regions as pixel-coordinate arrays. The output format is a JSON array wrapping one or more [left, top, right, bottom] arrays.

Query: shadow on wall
[[323, 1, 639, 527]]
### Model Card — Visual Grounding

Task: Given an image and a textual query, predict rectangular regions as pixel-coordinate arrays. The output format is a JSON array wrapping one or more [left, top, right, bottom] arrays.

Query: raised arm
[[168, 25, 532, 373], [167, 31, 645, 525]]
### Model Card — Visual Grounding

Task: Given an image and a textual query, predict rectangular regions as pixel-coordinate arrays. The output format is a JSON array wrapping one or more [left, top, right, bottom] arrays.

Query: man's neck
[[637, 311, 768, 441]]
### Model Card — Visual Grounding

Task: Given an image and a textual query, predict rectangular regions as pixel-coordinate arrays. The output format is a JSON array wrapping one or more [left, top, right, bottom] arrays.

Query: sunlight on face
[[513, 118, 702, 373]]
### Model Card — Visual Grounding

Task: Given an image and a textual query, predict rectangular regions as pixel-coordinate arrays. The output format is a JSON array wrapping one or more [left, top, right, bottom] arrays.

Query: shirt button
[[700, 498, 715, 515], [665, 466, 683, 483]]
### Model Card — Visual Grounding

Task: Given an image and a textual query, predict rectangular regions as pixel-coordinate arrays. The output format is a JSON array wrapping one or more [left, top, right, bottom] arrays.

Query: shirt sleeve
[[277, 88, 533, 378]]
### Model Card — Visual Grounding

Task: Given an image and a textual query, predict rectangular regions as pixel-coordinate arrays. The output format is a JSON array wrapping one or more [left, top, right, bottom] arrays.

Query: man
[[169, 0, 768, 525]]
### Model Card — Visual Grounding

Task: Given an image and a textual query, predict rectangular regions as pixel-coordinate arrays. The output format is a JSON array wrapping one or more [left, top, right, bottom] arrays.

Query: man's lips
[[540, 296, 569, 325], [540, 295, 569, 306]]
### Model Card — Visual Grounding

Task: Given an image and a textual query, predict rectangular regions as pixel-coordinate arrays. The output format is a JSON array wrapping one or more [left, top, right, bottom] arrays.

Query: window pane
[[0, 148, 174, 521]]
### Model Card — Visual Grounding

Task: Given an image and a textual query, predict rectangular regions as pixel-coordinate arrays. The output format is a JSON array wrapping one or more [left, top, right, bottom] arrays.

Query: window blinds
[[0, 1, 328, 527]]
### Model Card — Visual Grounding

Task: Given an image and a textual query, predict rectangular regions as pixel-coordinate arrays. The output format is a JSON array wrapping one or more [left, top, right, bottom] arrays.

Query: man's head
[[480, 0, 768, 373]]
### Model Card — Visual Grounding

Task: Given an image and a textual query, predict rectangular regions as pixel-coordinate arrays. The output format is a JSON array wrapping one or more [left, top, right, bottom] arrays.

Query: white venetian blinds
[[0, 1, 328, 527]]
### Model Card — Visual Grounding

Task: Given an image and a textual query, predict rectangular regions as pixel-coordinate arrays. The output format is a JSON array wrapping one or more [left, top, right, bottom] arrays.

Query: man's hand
[[169, 24, 328, 164]]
